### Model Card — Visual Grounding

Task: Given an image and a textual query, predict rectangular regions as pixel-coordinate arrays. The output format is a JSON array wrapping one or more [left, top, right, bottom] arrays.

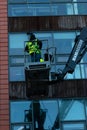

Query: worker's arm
[[38, 40, 42, 49], [25, 44, 29, 53]]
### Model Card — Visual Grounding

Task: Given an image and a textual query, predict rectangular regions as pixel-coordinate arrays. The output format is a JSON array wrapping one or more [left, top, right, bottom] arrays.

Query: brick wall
[[0, 0, 9, 130]]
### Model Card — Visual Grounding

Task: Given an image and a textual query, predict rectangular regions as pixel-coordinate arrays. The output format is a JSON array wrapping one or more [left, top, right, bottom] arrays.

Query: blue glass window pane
[[59, 99, 85, 121], [77, 0, 87, 2], [84, 64, 87, 78], [51, 0, 72, 2], [9, 33, 27, 55], [8, 0, 73, 3], [51, 4, 73, 15], [74, 65, 81, 79], [53, 33, 75, 54], [10, 100, 59, 129], [8, 0, 26, 3], [82, 53, 87, 63], [9, 48, 24, 55], [8, 0, 87, 16], [40, 100, 59, 129], [8, 4, 51, 16], [77, 3, 87, 14], [27, 0, 50, 3], [81, 54, 87, 63], [62, 122, 85, 130], [28, 4, 51, 16], [8, 3, 74, 16], [9, 67, 25, 81], [35, 33, 53, 52], [10, 101, 31, 123], [10, 56, 24, 65], [85, 99, 87, 119], [8, 4, 30, 17], [80, 64, 86, 78]]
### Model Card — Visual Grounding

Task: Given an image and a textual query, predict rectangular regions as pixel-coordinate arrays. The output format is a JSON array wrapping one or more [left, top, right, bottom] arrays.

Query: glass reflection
[[10, 100, 59, 130], [25, 101, 46, 130], [51, 3, 73, 15], [59, 99, 85, 121], [53, 32, 75, 54]]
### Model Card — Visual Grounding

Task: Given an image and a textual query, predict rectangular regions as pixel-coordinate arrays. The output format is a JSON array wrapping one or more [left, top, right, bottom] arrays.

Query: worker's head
[[27, 32, 36, 41], [30, 33, 36, 41]]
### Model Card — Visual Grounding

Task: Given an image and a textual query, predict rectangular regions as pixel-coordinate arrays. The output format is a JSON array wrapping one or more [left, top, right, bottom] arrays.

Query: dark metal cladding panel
[[9, 79, 87, 99], [8, 15, 87, 32]]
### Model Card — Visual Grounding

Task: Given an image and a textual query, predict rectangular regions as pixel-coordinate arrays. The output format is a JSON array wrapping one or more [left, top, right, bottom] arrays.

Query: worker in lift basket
[[25, 33, 44, 62]]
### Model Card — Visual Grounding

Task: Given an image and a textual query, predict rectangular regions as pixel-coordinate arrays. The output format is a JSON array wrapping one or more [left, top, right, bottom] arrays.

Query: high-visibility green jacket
[[26, 39, 41, 54]]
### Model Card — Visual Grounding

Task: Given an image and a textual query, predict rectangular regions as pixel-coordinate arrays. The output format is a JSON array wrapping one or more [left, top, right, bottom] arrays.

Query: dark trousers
[[30, 53, 41, 62]]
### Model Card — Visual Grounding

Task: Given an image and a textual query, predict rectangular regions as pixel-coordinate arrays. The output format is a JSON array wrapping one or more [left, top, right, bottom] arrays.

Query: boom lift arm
[[56, 27, 87, 80]]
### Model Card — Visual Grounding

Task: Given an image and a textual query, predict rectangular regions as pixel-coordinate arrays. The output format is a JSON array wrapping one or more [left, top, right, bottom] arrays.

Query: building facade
[[0, 1, 9, 130], [0, 0, 87, 130]]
